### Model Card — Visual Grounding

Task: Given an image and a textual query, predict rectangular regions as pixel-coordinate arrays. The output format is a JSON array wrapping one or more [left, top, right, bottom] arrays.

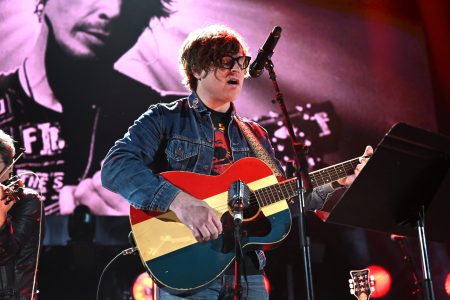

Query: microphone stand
[[234, 212, 243, 300], [228, 180, 249, 300], [264, 57, 315, 300]]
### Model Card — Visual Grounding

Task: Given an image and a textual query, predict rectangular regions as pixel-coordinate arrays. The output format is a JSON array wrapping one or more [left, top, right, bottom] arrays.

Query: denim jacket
[[101, 92, 334, 212]]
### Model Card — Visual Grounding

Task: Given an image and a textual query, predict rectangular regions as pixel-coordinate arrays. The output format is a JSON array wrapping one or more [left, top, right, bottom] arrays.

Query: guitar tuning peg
[[371, 287, 375, 292], [350, 288, 355, 295], [349, 283, 354, 289], [348, 279, 353, 283]]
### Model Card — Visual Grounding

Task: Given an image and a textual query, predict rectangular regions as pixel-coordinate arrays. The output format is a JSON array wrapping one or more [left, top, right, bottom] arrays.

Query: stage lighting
[[368, 265, 392, 298], [445, 273, 450, 296], [264, 274, 270, 294], [131, 272, 270, 298], [132, 272, 155, 300]]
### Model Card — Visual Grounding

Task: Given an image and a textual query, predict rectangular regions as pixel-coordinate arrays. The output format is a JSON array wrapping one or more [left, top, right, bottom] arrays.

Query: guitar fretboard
[[253, 157, 362, 208]]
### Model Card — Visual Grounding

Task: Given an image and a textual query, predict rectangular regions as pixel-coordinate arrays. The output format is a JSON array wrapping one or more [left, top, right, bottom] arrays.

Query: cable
[[95, 247, 138, 300], [31, 198, 44, 300], [20, 171, 44, 300]]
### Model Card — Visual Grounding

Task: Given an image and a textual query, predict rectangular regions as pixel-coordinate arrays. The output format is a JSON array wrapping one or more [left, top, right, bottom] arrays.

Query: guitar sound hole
[[219, 210, 271, 253], [243, 198, 260, 220]]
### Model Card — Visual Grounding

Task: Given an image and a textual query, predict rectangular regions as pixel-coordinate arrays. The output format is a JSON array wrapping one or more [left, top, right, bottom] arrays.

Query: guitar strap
[[233, 116, 284, 178], [233, 116, 274, 272]]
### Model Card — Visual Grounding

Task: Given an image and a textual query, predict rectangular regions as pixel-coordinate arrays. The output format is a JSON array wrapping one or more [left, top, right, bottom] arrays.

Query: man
[[0, 0, 177, 215], [0, 130, 43, 299], [101, 25, 372, 299]]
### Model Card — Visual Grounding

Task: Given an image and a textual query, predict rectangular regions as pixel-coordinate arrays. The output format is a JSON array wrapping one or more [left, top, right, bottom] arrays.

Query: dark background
[[1, 0, 449, 299]]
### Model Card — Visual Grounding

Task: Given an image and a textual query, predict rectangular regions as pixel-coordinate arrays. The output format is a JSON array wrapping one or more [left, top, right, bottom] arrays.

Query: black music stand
[[322, 123, 450, 300]]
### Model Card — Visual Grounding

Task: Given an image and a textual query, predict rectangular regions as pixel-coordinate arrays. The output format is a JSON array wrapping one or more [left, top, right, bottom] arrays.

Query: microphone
[[249, 26, 282, 78], [228, 180, 250, 225]]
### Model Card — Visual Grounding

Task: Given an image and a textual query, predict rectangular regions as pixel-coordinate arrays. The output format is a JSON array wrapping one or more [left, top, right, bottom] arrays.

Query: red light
[[445, 273, 450, 296], [263, 274, 270, 294], [132, 272, 155, 300], [368, 265, 392, 298], [132, 272, 269, 298]]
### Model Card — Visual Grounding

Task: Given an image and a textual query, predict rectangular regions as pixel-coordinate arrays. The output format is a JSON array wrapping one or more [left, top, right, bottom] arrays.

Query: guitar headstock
[[349, 268, 375, 300]]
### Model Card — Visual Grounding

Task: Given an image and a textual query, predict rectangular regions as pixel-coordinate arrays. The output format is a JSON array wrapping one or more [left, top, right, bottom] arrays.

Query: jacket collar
[[188, 91, 237, 117]]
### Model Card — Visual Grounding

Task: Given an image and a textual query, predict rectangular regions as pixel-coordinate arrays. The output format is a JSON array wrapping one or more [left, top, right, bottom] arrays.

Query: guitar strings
[[209, 155, 368, 212]]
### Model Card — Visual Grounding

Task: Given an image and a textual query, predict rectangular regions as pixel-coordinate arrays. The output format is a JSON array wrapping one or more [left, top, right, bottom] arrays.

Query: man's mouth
[[76, 22, 111, 46], [82, 29, 110, 42], [227, 79, 239, 85]]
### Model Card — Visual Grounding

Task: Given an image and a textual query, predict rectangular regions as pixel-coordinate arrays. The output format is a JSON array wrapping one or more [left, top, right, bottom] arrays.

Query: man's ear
[[191, 66, 203, 80]]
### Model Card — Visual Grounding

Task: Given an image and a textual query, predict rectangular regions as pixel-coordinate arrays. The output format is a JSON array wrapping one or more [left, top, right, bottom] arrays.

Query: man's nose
[[231, 61, 241, 71], [97, 0, 122, 20]]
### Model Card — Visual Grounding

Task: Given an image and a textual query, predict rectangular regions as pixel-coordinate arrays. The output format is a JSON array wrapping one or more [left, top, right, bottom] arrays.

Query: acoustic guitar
[[130, 156, 366, 294]]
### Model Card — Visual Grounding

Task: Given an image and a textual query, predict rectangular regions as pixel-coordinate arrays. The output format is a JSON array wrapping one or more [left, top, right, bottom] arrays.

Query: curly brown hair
[[0, 130, 15, 167], [179, 24, 249, 91]]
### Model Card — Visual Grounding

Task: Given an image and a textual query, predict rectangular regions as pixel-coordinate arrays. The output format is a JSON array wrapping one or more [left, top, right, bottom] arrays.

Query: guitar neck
[[309, 156, 361, 187], [253, 157, 362, 208]]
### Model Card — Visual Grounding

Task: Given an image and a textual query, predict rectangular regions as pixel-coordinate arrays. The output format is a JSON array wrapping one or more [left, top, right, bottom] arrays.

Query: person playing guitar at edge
[[101, 24, 373, 299]]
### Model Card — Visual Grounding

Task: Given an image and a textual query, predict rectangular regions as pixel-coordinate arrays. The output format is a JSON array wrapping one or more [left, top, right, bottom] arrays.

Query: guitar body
[[130, 157, 292, 294]]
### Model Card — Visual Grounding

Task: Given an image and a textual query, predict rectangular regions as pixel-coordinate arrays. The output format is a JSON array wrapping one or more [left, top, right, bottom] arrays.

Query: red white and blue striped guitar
[[130, 156, 366, 294]]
